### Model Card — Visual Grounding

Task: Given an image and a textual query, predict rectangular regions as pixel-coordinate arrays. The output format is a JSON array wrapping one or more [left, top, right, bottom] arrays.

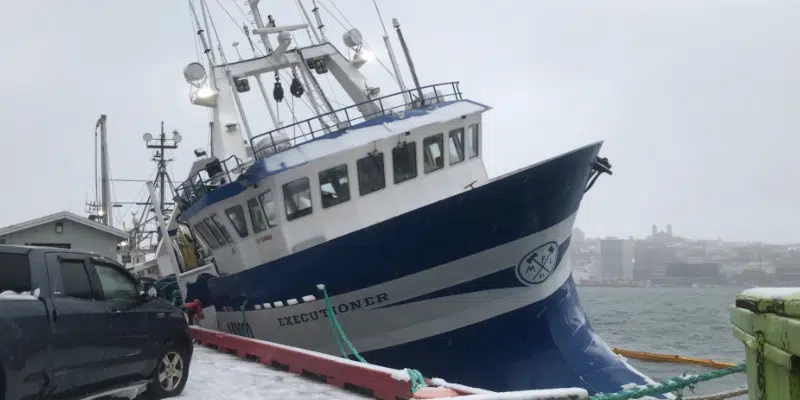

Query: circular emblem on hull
[[516, 241, 559, 285]]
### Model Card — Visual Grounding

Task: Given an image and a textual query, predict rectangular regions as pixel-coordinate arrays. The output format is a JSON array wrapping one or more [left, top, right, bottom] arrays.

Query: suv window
[[60, 259, 94, 300], [0, 252, 31, 293], [92, 261, 139, 301]]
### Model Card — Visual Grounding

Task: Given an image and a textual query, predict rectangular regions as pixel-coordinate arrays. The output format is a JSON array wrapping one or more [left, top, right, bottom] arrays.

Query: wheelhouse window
[[258, 190, 278, 227], [225, 205, 249, 238], [283, 177, 313, 220], [193, 222, 220, 249], [203, 218, 228, 245], [210, 214, 234, 243], [357, 152, 386, 195], [468, 124, 479, 158], [392, 141, 417, 184], [247, 198, 269, 233], [319, 164, 350, 208], [448, 127, 465, 165], [423, 134, 444, 173]]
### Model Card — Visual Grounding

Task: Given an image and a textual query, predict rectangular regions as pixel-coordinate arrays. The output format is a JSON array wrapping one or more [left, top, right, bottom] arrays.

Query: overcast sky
[[1, 0, 797, 243]]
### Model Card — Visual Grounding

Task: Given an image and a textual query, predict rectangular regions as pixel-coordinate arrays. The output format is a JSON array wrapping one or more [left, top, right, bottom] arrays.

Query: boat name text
[[278, 293, 390, 327]]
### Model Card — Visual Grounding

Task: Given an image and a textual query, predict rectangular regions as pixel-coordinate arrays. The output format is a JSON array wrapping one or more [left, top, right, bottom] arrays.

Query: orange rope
[[612, 348, 737, 369]]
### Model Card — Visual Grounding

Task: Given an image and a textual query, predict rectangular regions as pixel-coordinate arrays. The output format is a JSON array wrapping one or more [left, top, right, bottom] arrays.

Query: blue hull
[[363, 276, 647, 394], [188, 141, 653, 394]]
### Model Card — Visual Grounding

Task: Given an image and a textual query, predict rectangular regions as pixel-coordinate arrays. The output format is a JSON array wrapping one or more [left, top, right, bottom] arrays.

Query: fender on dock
[[189, 327, 590, 400]]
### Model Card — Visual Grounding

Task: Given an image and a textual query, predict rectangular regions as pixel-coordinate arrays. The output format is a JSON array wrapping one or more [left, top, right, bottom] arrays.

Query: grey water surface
[[577, 286, 749, 398]]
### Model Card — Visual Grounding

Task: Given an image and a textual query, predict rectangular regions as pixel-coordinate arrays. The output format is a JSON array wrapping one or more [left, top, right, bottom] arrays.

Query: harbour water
[[578, 286, 749, 398]]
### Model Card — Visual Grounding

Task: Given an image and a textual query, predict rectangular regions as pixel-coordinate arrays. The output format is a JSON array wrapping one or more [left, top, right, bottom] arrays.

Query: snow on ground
[[180, 345, 366, 400]]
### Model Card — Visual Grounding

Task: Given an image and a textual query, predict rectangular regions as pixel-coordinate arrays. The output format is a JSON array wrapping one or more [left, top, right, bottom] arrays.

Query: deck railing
[[249, 81, 462, 157], [175, 82, 462, 209], [174, 155, 246, 207]]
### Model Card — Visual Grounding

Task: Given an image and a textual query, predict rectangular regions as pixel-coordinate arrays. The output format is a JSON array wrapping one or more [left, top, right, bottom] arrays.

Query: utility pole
[[142, 122, 182, 240]]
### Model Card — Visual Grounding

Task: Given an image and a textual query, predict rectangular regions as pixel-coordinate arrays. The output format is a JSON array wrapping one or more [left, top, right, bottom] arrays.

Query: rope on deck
[[589, 363, 746, 400]]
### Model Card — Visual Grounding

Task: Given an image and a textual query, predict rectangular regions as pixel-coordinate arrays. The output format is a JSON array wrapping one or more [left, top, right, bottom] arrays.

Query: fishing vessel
[[161, 0, 658, 394]]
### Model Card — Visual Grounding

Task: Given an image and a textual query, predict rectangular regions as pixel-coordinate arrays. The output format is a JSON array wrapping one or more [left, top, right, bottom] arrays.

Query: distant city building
[[600, 238, 634, 280], [633, 242, 677, 281], [652, 261, 721, 285]]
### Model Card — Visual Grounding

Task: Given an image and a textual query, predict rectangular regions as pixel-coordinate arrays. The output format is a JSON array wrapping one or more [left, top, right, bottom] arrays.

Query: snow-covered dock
[[183, 345, 364, 400], [184, 327, 590, 400]]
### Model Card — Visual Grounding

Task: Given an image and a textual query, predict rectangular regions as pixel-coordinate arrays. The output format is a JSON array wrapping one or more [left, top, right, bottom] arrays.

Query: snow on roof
[[260, 100, 489, 173]]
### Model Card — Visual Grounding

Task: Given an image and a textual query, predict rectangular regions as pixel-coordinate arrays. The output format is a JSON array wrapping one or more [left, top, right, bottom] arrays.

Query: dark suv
[[0, 245, 193, 399]]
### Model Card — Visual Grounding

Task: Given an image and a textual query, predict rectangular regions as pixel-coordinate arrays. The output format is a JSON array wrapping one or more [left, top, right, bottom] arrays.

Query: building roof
[[0, 211, 129, 239]]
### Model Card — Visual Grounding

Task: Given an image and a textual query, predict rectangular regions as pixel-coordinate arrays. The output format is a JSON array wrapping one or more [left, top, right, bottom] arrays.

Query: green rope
[[590, 363, 746, 400], [240, 299, 248, 336], [171, 288, 182, 307], [406, 368, 429, 392], [318, 284, 366, 362], [317, 284, 429, 394]]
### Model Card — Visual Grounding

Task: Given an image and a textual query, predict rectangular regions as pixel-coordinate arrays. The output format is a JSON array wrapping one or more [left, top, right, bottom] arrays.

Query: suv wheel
[[144, 347, 189, 398]]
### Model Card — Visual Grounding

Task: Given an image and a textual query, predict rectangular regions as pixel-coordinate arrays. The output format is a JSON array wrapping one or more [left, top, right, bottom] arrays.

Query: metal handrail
[[175, 81, 463, 208], [250, 81, 462, 157], [175, 155, 246, 207]]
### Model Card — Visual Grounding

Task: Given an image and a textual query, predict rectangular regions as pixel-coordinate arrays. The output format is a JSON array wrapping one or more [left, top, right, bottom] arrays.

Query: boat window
[[225, 205, 249, 238], [203, 218, 228, 245], [318, 164, 350, 208], [210, 214, 234, 243], [468, 124, 479, 158], [283, 177, 313, 220], [357, 152, 386, 195], [247, 197, 269, 233], [423, 134, 444, 173], [193, 222, 220, 248], [392, 141, 417, 184], [258, 190, 278, 227], [448, 127, 465, 165]]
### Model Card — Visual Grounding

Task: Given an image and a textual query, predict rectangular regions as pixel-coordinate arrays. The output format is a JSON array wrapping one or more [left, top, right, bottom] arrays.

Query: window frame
[[210, 214, 234, 243], [448, 127, 466, 165], [468, 123, 480, 158], [247, 197, 269, 233], [0, 252, 32, 293], [356, 152, 386, 196], [318, 164, 351, 209], [203, 218, 228, 245], [257, 190, 278, 227], [392, 141, 418, 184], [224, 205, 250, 238], [283, 177, 314, 221], [193, 222, 220, 249], [91, 260, 140, 301], [422, 133, 445, 174], [58, 257, 96, 300]]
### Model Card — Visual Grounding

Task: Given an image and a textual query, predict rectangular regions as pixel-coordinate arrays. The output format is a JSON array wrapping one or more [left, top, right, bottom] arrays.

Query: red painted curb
[[190, 326, 476, 399]]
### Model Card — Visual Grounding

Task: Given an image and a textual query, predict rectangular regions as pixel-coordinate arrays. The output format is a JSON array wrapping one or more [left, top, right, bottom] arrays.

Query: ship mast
[[91, 114, 113, 227]]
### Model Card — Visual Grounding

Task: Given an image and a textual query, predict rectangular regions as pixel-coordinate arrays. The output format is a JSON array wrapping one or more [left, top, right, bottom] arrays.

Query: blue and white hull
[[187, 142, 653, 394]]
